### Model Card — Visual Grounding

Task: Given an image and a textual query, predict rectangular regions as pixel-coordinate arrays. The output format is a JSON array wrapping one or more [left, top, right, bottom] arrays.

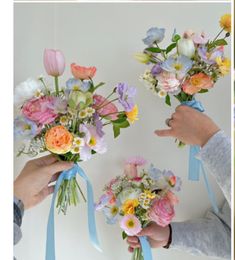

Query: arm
[[196, 131, 231, 205], [171, 200, 231, 259]]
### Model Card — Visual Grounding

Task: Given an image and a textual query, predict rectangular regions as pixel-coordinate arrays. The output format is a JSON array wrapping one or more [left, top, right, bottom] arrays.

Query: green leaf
[[118, 120, 130, 128], [214, 39, 228, 46], [180, 92, 188, 101], [145, 47, 162, 53], [198, 89, 208, 93], [172, 34, 181, 42], [165, 94, 171, 106], [112, 117, 127, 124], [113, 124, 120, 138], [122, 231, 128, 240], [166, 43, 177, 54]]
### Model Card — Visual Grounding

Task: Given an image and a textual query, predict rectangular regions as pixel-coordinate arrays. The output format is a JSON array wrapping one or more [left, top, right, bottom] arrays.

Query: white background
[[14, 2, 231, 260]]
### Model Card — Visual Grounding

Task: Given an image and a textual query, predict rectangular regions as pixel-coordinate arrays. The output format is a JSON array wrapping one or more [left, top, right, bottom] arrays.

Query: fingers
[[33, 154, 59, 166], [34, 185, 55, 205], [44, 161, 74, 176], [154, 129, 174, 137], [49, 172, 60, 183], [127, 236, 140, 249], [128, 246, 134, 253]]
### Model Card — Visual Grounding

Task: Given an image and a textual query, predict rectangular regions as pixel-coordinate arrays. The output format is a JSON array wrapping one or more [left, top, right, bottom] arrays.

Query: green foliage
[[165, 94, 171, 106], [145, 47, 162, 53], [166, 43, 177, 54], [172, 34, 181, 42], [198, 89, 208, 94], [122, 231, 128, 240], [112, 114, 130, 138]]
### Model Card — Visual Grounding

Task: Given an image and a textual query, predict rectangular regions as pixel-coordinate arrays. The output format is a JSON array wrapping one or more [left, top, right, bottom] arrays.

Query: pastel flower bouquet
[[14, 49, 138, 214], [96, 157, 181, 260], [135, 14, 231, 146]]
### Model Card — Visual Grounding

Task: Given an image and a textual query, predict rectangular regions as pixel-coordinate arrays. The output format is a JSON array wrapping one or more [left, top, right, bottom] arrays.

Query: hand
[[14, 155, 73, 209], [126, 222, 170, 253], [155, 105, 220, 147]]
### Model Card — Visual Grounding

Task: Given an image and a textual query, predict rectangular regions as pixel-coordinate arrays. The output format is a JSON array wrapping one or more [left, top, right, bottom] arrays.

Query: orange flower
[[45, 125, 73, 154], [71, 63, 96, 80], [182, 73, 214, 95], [126, 105, 139, 123], [219, 14, 231, 33]]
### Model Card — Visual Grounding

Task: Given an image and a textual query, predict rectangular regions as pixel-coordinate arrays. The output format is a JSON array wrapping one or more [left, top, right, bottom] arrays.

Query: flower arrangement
[[96, 157, 181, 260], [14, 49, 138, 214], [135, 14, 231, 109]]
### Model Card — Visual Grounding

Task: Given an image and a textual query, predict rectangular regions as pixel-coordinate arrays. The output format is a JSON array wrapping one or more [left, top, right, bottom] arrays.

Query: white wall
[[14, 3, 231, 260]]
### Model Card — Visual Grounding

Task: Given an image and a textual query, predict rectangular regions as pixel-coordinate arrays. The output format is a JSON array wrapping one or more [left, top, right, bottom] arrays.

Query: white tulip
[[177, 38, 195, 58]]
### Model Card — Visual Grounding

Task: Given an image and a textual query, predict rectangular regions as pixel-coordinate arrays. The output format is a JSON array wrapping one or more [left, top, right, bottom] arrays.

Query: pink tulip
[[43, 49, 65, 77], [71, 63, 97, 80], [124, 164, 138, 178]]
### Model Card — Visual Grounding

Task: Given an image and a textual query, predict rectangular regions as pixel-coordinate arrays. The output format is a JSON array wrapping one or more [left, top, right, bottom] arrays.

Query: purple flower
[[116, 83, 136, 112], [151, 64, 163, 76], [14, 116, 38, 140], [198, 46, 224, 65], [95, 194, 110, 211], [93, 112, 105, 137]]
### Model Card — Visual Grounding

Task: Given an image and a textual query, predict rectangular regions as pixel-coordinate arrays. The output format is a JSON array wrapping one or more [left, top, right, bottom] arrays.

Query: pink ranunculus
[[192, 32, 209, 45], [22, 96, 58, 125], [93, 94, 118, 120], [71, 63, 97, 80], [43, 49, 65, 77], [156, 72, 181, 93], [166, 191, 179, 206], [124, 164, 138, 178], [149, 197, 175, 227]]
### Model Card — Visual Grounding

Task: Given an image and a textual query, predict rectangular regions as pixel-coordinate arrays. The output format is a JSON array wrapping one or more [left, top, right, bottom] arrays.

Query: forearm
[[170, 201, 231, 259], [197, 130, 231, 205], [14, 197, 24, 245]]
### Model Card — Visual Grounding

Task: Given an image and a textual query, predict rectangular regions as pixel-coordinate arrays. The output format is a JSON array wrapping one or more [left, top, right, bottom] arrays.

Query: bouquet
[[135, 14, 231, 146], [14, 49, 138, 214], [96, 157, 181, 260]]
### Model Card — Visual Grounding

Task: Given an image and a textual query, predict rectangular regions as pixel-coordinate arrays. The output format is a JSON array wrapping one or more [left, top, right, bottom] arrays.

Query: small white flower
[[34, 89, 44, 98], [59, 116, 69, 125], [79, 110, 88, 119], [73, 136, 85, 147], [71, 146, 80, 154], [158, 89, 167, 98], [86, 107, 95, 117]]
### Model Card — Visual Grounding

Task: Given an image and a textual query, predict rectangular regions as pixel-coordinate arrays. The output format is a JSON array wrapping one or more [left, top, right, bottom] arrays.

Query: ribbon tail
[[200, 164, 219, 214], [188, 145, 200, 181], [139, 236, 152, 260], [45, 172, 65, 260], [76, 164, 102, 252]]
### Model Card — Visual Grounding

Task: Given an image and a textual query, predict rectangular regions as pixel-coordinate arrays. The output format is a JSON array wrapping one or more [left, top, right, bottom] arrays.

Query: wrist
[[200, 127, 220, 147]]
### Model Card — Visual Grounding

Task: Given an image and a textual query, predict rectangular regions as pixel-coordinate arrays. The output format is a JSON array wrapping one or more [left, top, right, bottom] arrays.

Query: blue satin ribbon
[[139, 236, 152, 260], [182, 100, 219, 214], [45, 164, 101, 260]]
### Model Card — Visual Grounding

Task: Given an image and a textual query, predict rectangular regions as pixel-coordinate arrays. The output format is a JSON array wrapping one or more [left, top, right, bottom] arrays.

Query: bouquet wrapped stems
[[56, 176, 86, 214], [132, 248, 144, 260]]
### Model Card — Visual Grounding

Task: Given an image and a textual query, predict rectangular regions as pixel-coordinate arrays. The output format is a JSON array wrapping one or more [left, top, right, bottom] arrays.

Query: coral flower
[[215, 57, 231, 76], [122, 199, 139, 215], [120, 215, 142, 236], [219, 14, 231, 33], [126, 105, 139, 123], [71, 63, 96, 80], [45, 125, 73, 154], [182, 73, 214, 95]]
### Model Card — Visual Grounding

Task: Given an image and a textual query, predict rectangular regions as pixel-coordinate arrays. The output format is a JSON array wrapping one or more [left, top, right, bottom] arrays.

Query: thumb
[[154, 129, 174, 137], [137, 225, 153, 237]]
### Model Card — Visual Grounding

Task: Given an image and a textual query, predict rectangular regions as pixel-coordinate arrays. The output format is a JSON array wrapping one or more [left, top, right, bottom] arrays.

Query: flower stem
[[54, 76, 59, 96], [212, 28, 224, 42], [96, 98, 119, 110]]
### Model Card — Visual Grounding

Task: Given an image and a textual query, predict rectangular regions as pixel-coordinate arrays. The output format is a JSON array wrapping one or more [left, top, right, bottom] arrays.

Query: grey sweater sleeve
[[170, 131, 231, 259], [14, 197, 24, 245]]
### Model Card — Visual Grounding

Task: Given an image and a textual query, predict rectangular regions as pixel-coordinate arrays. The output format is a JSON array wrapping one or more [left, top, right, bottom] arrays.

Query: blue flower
[[14, 116, 38, 140], [143, 27, 165, 46], [102, 204, 120, 225], [160, 55, 193, 78], [66, 78, 91, 92], [149, 164, 162, 180]]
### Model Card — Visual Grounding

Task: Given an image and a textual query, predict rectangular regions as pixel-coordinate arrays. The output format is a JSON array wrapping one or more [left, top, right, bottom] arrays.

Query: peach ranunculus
[[149, 196, 175, 227], [182, 73, 214, 95], [45, 125, 73, 154], [71, 63, 97, 80], [93, 94, 118, 120], [22, 96, 58, 125]]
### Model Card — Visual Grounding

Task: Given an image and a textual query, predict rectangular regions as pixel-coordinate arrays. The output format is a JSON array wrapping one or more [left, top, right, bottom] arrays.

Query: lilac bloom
[[51, 97, 67, 114], [66, 78, 91, 92], [160, 55, 193, 78], [95, 194, 110, 211], [116, 83, 136, 112], [143, 27, 165, 46], [14, 116, 38, 140], [151, 63, 163, 76], [198, 46, 223, 65], [93, 112, 105, 137]]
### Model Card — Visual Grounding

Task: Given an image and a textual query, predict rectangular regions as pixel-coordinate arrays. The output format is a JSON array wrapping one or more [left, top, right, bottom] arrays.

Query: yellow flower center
[[191, 78, 201, 86], [73, 147, 80, 153], [89, 136, 97, 147], [72, 86, 80, 91], [122, 199, 139, 215], [126, 219, 135, 228], [111, 206, 118, 216], [174, 63, 183, 71], [75, 139, 82, 146], [23, 124, 31, 131]]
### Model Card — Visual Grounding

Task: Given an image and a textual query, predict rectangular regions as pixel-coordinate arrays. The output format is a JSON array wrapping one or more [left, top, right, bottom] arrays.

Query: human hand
[[155, 105, 220, 147], [14, 155, 73, 209], [126, 222, 170, 253]]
